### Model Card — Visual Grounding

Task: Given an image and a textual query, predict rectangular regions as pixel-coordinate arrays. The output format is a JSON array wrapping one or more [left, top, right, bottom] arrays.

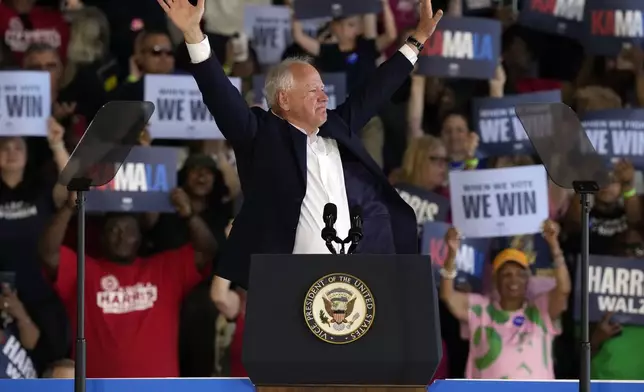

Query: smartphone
[[0, 271, 16, 292]]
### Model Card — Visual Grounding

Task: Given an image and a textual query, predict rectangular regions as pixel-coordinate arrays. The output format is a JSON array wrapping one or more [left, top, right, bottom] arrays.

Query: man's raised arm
[[335, 0, 443, 133], [159, 0, 257, 148]]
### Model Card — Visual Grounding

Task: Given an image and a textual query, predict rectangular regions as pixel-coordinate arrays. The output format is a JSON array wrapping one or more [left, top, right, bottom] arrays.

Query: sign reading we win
[[449, 165, 549, 238], [0, 71, 50, 137], [581, 109, 644, 169]]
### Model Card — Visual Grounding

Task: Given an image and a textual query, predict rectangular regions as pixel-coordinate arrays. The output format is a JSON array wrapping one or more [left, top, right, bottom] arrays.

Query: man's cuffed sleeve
[[186, 36, 212, 64]]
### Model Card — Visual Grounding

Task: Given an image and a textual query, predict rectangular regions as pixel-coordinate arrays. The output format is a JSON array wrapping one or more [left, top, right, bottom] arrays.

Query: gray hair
[[264, 56, 313, 109]]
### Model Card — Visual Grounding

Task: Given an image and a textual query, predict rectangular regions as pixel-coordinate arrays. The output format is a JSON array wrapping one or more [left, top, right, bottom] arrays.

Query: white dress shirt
[[186, 37, 418, 254]]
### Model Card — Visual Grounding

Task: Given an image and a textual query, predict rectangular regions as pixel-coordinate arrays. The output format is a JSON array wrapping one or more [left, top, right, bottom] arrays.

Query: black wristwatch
[[406, 36, 425, 52]]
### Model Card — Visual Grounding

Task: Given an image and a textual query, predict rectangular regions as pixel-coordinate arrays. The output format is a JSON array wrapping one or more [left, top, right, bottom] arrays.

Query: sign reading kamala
[[449, 165, 549, 238], [421, 221, 490, 293], [252, 73, 346, 110], [293, 0, 380, 20], [86, 146, 179, 213], [144, 74, 241, 140], [574, 255, 644, 325], [0, 71, 50, 136], [395, 183, 449, 226], [417, 16, 501, 80], [518, 0, 586, 38], [583, 0, 644, 56], [582, 109, 644, 169], [473, 90, 562, 156]]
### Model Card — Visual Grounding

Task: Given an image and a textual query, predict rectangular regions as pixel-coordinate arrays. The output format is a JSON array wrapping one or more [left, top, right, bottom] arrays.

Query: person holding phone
[[0, 281, 39, 379]]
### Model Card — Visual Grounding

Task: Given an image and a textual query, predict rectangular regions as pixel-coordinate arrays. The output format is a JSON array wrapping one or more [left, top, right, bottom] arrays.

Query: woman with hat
[[439, 220, 571, 379]]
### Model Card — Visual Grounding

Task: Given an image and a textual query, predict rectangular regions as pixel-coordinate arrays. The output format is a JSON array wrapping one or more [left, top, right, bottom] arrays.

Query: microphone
[[347, 206, 363, 254], [321, 203, 338, 254]]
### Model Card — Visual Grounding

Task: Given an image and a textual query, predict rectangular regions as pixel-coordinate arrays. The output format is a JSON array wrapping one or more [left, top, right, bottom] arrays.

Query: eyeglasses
[[146, 46, 174, 57], [24, 62, 59, 71], [428, 156, 449, 164]]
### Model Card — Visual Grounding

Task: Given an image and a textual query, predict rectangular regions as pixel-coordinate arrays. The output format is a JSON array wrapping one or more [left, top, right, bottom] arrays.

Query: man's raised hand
[[158, 0, 205, 43], [414, 0, 443, 43]]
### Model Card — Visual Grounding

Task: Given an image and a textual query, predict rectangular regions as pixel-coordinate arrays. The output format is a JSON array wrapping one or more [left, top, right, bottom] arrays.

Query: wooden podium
[[243, 255, 442, 390]]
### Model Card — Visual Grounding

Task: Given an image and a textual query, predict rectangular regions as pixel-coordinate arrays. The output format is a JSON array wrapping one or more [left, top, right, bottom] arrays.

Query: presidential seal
[[303, 273, 375, 344]]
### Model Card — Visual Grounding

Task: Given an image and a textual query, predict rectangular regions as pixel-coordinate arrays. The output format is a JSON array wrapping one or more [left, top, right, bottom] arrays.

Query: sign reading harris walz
[[582, 0, 644, 56], [417, 16, 501, 79], [581, 109, 644, 170], [518, 0, 586, 38], [574, 255, 644, 325], [85, 146, 179, 213]]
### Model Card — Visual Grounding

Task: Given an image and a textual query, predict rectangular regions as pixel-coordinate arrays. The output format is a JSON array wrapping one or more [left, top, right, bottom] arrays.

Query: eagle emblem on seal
[[319, 288, 360, 331]]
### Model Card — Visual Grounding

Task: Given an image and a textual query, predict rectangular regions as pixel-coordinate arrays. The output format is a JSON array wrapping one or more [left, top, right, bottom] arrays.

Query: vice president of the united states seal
[[303, 273, 375, 344]]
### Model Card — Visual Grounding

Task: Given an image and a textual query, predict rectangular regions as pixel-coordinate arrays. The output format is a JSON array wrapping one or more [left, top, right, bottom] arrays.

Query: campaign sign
[[395, 183, 449, 226], [417, 16, 501, 80], [518, 0, 586, 38], [294, 0, 380, 20], [421, 221, 490, 293], [449, 165, 549, 238], [251, 73, 346, 110], [244, 5, 291, 66], [581, 109, 644, 170], [574, 255, 644, 325], [0, 71, 50, 136], [498, 233, 556, 277], [144, 74, 241, 140], [582, 0, 644, 56], [463, 0, 495, 14], [473, 90, 562, 156], [86, 146, 179, 213]]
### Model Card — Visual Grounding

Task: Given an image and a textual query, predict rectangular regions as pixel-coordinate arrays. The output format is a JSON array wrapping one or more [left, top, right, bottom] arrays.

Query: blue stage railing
[[1, 378, 643, 392]]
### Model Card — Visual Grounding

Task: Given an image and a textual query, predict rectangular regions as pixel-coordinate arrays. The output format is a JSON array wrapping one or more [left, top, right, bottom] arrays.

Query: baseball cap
[[492, 248, 530, 273]]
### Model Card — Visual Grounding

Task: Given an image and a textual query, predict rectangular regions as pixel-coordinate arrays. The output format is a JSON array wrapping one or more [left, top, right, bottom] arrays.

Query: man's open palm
[[158, 0, 204, 33], [416, 0, 443, 40]]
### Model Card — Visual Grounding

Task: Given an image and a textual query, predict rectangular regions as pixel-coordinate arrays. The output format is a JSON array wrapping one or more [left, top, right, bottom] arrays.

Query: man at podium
[[158, 0, 444, 288]]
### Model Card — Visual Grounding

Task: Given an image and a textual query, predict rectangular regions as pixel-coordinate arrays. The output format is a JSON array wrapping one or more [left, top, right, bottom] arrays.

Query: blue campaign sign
[[252, 73, 346, 110], [417, 16, 501, 80], [395, 183, 449, 226], [472, 90, 562, 156], [85, 146, 179, 213], [421, 221, 490, 293], [498, 233, 555, 276], [582, 0, 644, 56], [581, 109, 644, 170], [574, 255, 644, 326], [518, 0, 586, 38]]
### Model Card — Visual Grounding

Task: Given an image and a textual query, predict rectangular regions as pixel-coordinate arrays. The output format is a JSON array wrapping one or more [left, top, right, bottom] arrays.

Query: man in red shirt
[[38, 189, 216, 378], [0, 0, 70, 65]]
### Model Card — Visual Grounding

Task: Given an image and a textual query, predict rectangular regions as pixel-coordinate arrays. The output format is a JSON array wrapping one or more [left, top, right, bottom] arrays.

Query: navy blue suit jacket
[[189, 51, 418, 289]]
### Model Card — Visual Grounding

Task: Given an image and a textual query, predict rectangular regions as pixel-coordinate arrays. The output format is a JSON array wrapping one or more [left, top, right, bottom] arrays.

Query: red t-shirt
[[53, 245, 207, 378], [0, 3, 70, 64]]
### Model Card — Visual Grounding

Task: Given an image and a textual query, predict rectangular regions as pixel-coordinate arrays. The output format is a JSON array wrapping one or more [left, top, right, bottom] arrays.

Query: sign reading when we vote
[[518, 0, 586, 38], [0, 71, 50, 136], [86, 146, 179, 213], [574, 255, 644, 325], [473, 90, 561, 156], [417, 16, 501, 79], [582, 0, 644, 56], [449, 165, 549, 238], [582, 109, 644, 169], [144, 74, 241, 140]]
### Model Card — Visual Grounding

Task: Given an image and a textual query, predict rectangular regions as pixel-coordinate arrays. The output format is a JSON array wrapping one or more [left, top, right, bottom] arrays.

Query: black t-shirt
[[565, 205, 628, 256], [0, 177, 56, 301], [0, 320, 37, 379], [315, 37, 380, 94]]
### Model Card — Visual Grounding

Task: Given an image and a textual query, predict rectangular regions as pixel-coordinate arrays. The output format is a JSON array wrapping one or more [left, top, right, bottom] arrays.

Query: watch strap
[[406, 36, 425, 52]]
